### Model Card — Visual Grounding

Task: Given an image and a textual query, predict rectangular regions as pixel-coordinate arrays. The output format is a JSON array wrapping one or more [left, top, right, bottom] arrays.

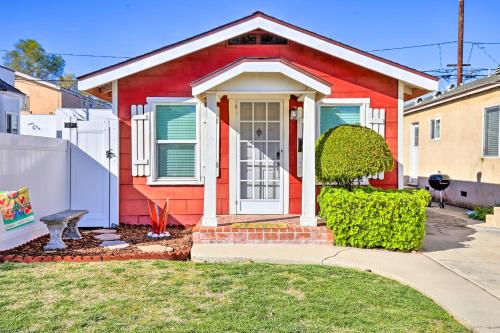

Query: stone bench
[[40, 210, 88, 251]]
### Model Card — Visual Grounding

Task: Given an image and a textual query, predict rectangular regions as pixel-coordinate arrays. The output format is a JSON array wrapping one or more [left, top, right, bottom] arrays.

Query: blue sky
[[2, 0, 499, 88]]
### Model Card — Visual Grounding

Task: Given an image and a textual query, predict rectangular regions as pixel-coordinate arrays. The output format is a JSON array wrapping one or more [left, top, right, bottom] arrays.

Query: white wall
[[0, 92, 22, 133], [20, 114, 58, 137], [0, 133, 70, 250]]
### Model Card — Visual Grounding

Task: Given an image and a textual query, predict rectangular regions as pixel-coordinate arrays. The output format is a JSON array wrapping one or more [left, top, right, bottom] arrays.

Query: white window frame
[[146, 97, 202, 185], [5, 112, 19, 134], [482, 104, 500, 158], [316, 98, 370, 139], [430, 117, 441, 140]]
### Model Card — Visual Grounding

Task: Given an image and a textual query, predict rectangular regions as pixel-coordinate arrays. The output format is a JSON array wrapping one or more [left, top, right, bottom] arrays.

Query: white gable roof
[[78, 12, 438, 92]]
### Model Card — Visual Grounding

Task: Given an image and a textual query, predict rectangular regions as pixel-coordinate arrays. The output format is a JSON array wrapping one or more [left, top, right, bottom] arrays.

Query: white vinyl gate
[[60, 109, 118, 228]]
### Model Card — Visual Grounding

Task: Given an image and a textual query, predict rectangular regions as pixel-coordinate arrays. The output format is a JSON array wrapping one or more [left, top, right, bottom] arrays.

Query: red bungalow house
[[78, 12, 437, 242]]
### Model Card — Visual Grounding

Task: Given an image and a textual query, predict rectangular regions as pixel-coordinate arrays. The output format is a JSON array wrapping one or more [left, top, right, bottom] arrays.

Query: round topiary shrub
[[315, 125, 394, 188]]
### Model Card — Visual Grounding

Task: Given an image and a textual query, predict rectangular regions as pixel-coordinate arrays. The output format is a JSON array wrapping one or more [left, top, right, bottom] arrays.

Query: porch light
[[290, 107, 303, 120]]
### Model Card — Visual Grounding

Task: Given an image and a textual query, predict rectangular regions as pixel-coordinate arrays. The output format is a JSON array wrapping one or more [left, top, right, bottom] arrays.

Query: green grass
[[0, 261, 467, 333]]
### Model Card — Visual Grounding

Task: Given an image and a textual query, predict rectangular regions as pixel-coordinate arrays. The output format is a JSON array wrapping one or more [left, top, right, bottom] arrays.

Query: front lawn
[[0, 261, 466, 332]]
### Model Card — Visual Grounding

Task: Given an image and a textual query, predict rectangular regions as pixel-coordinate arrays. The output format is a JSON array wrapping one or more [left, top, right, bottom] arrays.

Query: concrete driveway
[[424, 206, 500, 299]]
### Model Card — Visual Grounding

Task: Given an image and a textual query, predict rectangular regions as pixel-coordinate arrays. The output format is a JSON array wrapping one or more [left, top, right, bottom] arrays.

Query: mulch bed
[[0, 225, 192, 263]]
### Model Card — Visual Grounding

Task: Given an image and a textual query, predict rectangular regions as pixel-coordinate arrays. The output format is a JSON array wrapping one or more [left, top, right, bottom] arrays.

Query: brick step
[[193, 225, 334, 245]]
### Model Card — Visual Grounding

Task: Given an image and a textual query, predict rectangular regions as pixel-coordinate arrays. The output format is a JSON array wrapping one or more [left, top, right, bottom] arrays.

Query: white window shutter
[[366, 108, 386, 180], [131, 104, 151, 177]]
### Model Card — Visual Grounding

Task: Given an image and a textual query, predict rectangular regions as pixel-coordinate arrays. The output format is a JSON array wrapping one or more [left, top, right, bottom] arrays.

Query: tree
[[3, 39, 65, 80], [58, 73, 77, 90], [315, 125, 394, 189]]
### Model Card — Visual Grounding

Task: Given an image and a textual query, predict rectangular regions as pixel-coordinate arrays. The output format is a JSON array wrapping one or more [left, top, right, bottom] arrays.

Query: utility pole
[[457, 0, 464, 85]]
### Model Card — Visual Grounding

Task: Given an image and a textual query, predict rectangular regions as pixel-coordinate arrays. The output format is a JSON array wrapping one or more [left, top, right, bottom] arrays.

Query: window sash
[[430, 119, 440, 139], [319, 105, 361, 135], [151, 101, 200, 182], [6, 114, 18, 134], [484, 106, 500, 157]]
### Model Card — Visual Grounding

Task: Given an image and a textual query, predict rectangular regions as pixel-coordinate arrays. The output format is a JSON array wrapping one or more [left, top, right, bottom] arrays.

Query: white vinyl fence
[[0, 134, 70, 250]]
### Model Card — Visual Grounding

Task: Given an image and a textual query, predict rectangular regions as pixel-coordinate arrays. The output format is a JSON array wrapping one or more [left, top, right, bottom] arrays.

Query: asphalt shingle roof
[[0, 78, 25, 96]]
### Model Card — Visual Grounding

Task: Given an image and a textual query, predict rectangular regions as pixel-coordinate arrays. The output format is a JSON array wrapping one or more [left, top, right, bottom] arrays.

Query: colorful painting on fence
[[0, 187, 35, 231]]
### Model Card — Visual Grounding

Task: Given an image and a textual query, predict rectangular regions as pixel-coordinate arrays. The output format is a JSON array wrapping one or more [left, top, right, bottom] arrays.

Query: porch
[[192, 214, 333, 245]]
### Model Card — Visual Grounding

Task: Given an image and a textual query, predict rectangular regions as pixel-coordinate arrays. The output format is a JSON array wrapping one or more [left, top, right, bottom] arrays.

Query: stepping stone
[[100, 240, 129, 250], [95, 233, 121, 241], [93, 229, 117, 234], [138, 244, 170, 253]]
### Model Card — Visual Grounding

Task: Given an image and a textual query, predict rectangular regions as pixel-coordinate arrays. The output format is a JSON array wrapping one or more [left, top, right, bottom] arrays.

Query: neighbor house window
[[155, 103, 198, 180], [484, 105, 499, 157], [6, 113, 18, 134], [430, 118, 441, 140], [319, 105, 361, 135]]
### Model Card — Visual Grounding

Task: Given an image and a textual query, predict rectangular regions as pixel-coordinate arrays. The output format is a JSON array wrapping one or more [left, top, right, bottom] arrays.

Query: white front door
[[409, 122, 419, 182], [236, 100, 284, 214]]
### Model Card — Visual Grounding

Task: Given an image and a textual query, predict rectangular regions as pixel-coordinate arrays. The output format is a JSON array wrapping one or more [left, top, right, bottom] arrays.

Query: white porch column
[[201, 93, 218, 226], [300, 92, 317, 226]]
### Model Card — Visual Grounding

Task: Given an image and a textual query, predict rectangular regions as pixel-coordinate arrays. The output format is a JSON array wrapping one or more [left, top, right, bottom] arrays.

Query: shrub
[[469, 206, 494, 221], [318, 187, 430, 251], [315, 125, 394, 189]]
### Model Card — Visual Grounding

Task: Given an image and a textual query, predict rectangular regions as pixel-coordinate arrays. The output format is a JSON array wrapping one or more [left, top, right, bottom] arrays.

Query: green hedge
[[318, 187, 430, 251]]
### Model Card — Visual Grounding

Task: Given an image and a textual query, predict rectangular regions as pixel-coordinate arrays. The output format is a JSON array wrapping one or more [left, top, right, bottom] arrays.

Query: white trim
[[229, 98, 238, 214], [201, 93, 218, 226], [397, 80, 404, 189], [300, 92, 317, 226], [430, 117, 441, 140], [15, 71, 61, 90], [110, 80, 119, 226], [192, 61, 331, 96], [316, 98, 370, 138], [146, 97, 203, 185], [78, 16, 438, 91]]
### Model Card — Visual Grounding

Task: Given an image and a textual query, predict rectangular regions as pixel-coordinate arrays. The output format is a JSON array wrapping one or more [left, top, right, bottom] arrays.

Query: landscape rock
[[100, 240, 129, 250], [95, 233, 121, 241]]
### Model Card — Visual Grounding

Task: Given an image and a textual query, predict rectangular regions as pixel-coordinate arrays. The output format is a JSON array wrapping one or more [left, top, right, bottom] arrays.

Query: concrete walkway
[[192, 243, 500, 332], [425, 206, 500, 299]]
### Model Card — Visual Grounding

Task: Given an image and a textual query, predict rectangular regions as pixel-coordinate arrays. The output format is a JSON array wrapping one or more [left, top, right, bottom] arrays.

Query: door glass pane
[[240, 122, 253, 140], [254, 122, 266, 140], [158, 144, 195, 177], [254, 162, 265, 181], [267, 122, 280, 141], [240, 181, 253, 199], [268, 102, 280, 121], [254, 142, 266, 160], [267, 142, 280, 161], [240, 102, 253, 120], [240, 142, 253, 160], [254, 181, 265, 199], [267, 182, 280, 199], [254, 102, 266, 121], [240, 162, 253, 180], [266, 162, 280, 180]]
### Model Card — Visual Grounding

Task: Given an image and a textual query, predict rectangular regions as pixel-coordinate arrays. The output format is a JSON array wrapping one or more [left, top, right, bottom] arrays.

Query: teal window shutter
[[155, 104, 197, 178], [320, 105, 361, 134]]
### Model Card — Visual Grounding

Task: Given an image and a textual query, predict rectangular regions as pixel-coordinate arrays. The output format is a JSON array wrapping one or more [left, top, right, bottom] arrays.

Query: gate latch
[[106, 149, 115, 159]]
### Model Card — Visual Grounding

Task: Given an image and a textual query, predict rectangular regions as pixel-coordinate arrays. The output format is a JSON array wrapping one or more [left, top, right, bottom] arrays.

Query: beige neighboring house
[[404, 70, 500, 208], [15, 71, 110, 114]]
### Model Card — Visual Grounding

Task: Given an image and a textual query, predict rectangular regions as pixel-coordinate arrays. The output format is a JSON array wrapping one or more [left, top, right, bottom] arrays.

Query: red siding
[[118, 41, 399, 225]]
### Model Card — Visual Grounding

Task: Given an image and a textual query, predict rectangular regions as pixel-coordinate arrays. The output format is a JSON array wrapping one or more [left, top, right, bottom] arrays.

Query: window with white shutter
[[484, 106, 499, 157]]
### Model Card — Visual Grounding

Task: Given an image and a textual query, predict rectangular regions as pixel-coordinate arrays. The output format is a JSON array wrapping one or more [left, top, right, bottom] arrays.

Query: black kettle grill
[[428, 173, 451, 208]]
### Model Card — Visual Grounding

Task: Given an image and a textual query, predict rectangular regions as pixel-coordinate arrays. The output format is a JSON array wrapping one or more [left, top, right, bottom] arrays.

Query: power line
[[369, 41, 500, 53], [0, 49, 131, 59]]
